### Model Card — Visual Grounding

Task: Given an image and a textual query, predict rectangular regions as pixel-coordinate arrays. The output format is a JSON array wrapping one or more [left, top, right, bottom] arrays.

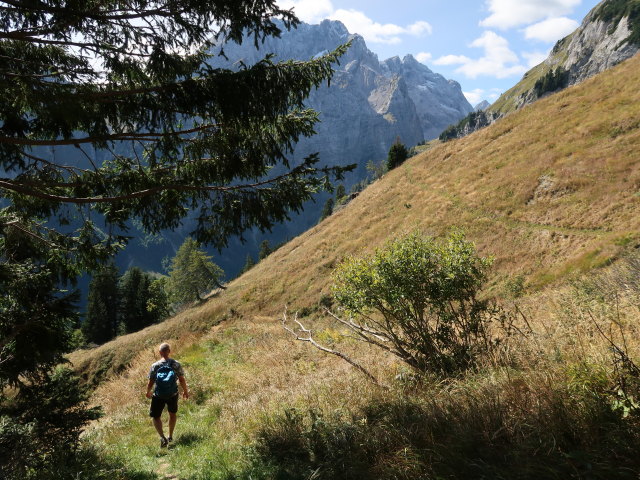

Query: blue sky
[[278, 0, 602, 105]]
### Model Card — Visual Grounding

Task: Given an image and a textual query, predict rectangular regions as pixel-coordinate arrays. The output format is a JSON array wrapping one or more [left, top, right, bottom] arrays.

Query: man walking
[[146, 342, 189, 447]]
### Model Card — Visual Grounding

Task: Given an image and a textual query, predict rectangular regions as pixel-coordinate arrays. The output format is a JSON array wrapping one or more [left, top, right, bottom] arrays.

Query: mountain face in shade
[[212, 19, 472, 180]]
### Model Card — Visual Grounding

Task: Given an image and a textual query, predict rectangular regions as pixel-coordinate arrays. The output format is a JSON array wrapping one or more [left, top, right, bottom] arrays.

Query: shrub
[[331, 231, 498, 374], [249, 380, 640, 480]]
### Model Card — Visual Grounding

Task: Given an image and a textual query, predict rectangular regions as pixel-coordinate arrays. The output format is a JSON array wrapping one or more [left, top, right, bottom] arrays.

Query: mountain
[[72, 52, 640, 478], [212, 19, 472, 179], [474, 100, 490, 111], [491, 0, 639, 115], [442, 0, 640, 140]]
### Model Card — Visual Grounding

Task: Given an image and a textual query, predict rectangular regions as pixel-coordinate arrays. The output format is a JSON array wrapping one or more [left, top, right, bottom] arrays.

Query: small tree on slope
[[167, 237, 224, 305], [386, 138, 409, 170], [82, 264, 119, 344]]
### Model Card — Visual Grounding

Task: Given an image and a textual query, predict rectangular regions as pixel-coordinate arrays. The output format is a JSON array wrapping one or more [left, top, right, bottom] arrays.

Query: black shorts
[[149, 394, 179, 418]]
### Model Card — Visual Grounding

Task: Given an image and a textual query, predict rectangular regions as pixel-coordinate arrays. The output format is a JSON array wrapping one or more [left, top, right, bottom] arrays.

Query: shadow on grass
[[173, 431, 205, 447], [241, 381, 640, 480], [11, 443, 160, 480]]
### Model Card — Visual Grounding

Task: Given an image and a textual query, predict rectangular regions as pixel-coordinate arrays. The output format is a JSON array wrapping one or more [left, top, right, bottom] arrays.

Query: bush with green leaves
[[331, 231, 497, 374]]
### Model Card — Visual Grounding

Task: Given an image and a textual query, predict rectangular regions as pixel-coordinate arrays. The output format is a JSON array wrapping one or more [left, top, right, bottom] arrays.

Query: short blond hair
[[159, 342, 171, 353]]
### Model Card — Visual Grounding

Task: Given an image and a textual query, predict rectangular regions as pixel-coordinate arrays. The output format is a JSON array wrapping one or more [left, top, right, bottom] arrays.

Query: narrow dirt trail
[[157, 456, 179, 480]]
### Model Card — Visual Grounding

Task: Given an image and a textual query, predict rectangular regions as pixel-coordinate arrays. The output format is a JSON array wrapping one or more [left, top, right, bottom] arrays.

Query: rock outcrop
[[561, 6, 639, 85]]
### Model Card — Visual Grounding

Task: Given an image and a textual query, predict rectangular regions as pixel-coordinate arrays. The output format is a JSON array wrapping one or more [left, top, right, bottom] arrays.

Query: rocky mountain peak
[[204, 19, 472, 252], [444, 0, 640, 142], [474, 100, 490, 111], [317, 18, 350, 38], [490, 0, 640, 115]]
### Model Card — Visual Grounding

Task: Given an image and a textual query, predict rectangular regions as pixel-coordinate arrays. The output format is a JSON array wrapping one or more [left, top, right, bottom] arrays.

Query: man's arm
[[178, 375, 189, 399], [146, 378, 155, 399]]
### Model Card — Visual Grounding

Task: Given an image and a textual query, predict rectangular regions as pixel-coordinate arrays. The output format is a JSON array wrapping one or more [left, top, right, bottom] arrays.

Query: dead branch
[[282, 307, 385, 388]]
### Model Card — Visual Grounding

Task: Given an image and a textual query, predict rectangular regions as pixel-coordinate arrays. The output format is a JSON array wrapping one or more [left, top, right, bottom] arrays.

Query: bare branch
[[3, 219, 61, 248], [282, 307, 384, 387]]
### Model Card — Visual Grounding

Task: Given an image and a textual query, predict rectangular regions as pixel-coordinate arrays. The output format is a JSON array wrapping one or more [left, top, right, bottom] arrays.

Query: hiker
[[146, 342, 189, 447]]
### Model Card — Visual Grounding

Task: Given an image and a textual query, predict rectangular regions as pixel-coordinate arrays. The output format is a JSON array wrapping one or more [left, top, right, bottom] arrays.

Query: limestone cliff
[[213, 19, 472, 179], [444, 0, 640, 142], [491, 0, 640, 115]]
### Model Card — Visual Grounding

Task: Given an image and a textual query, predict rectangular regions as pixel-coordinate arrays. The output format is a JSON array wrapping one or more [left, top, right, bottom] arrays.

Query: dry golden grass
[[72, 55, 640, 478], [71, 52, 640, 386]]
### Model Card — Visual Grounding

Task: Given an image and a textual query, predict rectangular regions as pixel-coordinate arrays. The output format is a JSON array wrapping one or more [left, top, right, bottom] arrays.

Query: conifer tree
[[119, 267, 153, 334], [0, 1, 350, 473], [147, 277, 171, 322], [82, 265, 119, 345], [386, 138, 409, 170], [258, 240, 273, 260], [167, 237, 224, 304], [242, 254, 256, 273], [320, 197, 334, 221]]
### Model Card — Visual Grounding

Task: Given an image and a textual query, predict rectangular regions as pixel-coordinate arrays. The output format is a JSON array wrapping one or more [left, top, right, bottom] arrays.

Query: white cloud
[[415, 52, 432, 63], [330, 9, 402, 44], [436, 31, 527, 79], [277, 1, 432, 45], [463, 88, 501, 105], [488, 89, 502, 100], [524, 16, 579, 42], [481, 0, 581, 29], [278, 0, 334, 24], [463, 89, 487, 105], [522, 50, 550, 67], [329, 9, 432, 44], [433, 54, 471, 65], [407, 21, 433, 36]]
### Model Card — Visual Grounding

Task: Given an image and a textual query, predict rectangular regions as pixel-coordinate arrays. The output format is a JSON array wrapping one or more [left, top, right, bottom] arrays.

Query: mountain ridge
[[213, 19, 472, 172], [441, 0, 639, 141]]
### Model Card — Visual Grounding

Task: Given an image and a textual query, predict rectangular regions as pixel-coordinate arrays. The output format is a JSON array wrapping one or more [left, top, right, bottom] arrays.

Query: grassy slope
[[71, 54, 640, 478]]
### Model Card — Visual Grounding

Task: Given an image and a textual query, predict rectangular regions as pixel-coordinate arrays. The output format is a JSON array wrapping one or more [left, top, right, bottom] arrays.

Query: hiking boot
[[160, 436, 168, 448]]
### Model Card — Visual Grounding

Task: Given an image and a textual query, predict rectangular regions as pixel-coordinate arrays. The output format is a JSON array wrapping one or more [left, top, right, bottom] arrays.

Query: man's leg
[[168, 412, 177, 439], [167, 395, 179, 441], [152, 416, 165, 438], [150, 397, 168, 446]]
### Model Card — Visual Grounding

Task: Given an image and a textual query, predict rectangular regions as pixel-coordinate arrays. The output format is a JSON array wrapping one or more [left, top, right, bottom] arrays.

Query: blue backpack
[[154, 361, 178, 398]]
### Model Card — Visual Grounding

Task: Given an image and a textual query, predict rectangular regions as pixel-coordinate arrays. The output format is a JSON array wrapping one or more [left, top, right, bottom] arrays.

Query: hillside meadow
[[70, 54, 640, 479]]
